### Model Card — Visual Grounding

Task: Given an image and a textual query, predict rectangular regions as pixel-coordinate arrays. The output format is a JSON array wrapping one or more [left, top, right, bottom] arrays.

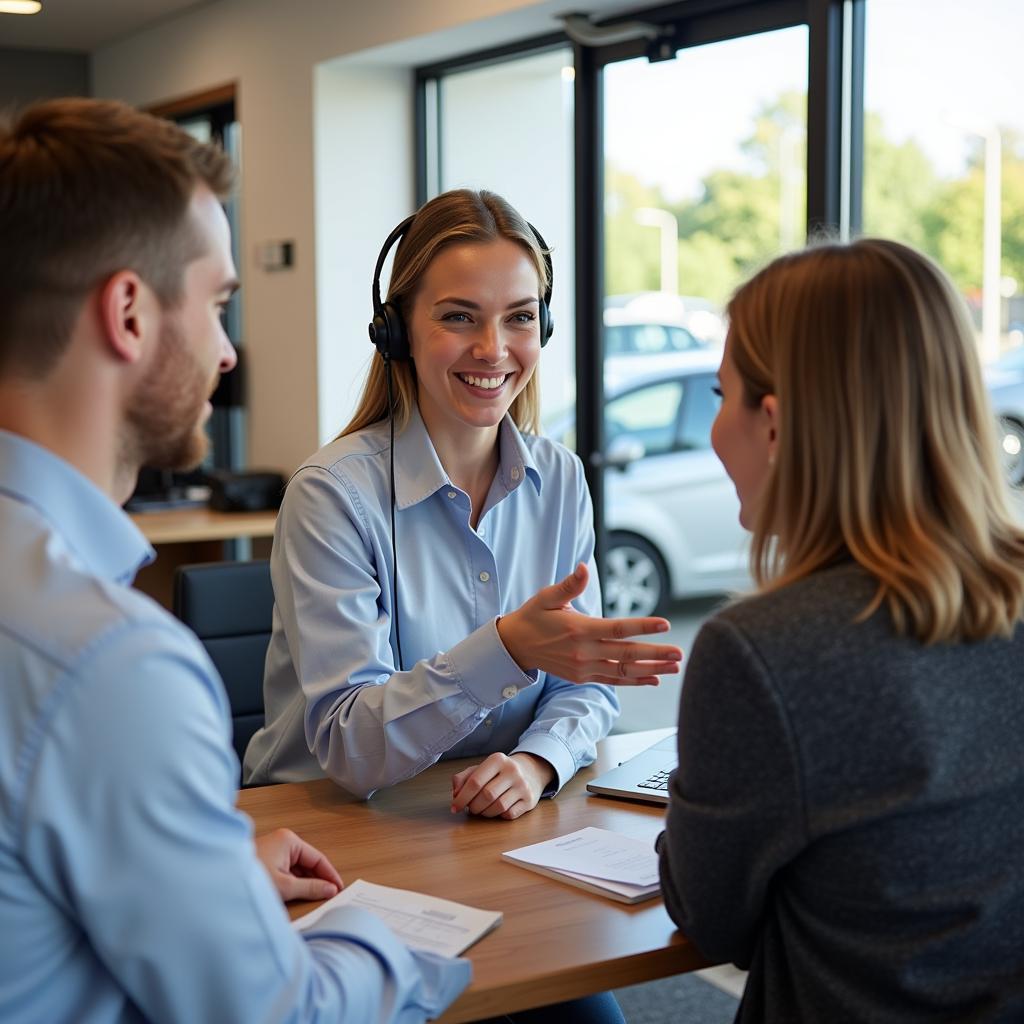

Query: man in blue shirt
[[0, 97, 469, 1023]]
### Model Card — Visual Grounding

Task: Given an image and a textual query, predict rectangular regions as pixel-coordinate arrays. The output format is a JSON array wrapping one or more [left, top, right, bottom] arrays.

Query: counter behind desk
[[130, 507, 277, 608]]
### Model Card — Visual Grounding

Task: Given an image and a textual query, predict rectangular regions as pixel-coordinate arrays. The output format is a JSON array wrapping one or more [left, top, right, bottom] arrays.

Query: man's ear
[[761, 393, 779, 463], [98, 271, 152, 364]]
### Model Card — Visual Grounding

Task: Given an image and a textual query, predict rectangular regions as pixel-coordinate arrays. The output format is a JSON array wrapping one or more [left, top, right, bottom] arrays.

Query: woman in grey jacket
[[659, 238, 1024, 1022]]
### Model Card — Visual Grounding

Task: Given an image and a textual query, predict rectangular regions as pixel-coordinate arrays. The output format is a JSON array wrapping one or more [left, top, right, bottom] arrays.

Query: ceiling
[[0, 0, 215, 52]]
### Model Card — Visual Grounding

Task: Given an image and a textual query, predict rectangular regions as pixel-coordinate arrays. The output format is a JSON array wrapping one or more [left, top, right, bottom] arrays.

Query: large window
[[863, 0, 1024, 363], [604, 27, 808, 318], [598, 25, 808, 618], [418, 4, 829, 603]]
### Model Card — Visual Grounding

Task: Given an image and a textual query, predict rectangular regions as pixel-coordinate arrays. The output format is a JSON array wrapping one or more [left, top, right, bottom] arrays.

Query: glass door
[[601, 26, 809, 608], [599, 23, 809, 731]]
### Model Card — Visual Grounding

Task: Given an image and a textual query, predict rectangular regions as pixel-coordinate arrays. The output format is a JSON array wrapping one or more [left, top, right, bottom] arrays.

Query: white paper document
[[501, 827, 661, 903], [504, 827, 659, 886], [292, 879, 502, 958]]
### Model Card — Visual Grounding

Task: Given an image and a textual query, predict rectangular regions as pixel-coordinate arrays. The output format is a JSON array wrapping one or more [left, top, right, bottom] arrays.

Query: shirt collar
[[497, 415, 542, 496], [0, 430, 154, 585], [392, 405, 542, 511]]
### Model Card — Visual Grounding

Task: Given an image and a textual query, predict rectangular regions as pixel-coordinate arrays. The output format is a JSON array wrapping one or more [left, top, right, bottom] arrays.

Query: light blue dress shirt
[[244, 406, 619, 794], [0, 429, 469, 1024]]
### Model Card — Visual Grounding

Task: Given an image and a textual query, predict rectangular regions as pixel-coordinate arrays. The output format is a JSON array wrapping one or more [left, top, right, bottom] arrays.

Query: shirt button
[[485, 718, 494, 727], [510, 467, 520, 481], [501, 685, 518, 700], [478, 526, 486, 538], [447, 490, 457, 499], [478, 571, 490, 583]]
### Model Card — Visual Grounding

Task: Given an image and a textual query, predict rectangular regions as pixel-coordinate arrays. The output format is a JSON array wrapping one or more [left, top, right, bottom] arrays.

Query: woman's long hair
[[342, 189, 546, 438], [729, 237, 1024, 643]]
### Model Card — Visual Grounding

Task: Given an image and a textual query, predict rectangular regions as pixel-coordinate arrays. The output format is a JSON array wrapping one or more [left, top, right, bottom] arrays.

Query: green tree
[[604, 166, 664, 295], [605, 92, 1024, 311], [919, 130, 1024, 296], [861, 111, 939, 250]]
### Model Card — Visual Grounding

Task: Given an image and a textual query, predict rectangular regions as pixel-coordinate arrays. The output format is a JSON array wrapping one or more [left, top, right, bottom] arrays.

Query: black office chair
[[173, 560, 274, 784]]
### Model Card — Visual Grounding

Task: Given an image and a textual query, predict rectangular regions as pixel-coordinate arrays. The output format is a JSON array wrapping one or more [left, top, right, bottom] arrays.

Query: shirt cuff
[[513, 731, 576, 795], [446, 618, 538, 710], [303, 905, 472, 1017]]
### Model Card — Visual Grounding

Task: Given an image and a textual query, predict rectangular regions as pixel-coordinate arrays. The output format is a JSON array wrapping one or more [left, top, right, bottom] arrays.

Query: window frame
[[415, 0, 866, 568]]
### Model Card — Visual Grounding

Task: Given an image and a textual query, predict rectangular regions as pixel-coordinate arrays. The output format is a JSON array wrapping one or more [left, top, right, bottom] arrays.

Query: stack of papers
[[502, 826, 661, 904], [293, 879, 502, 957]]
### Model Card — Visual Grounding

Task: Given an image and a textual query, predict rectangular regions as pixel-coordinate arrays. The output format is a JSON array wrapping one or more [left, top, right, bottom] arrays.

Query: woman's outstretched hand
[[496, 562, 683, 686]]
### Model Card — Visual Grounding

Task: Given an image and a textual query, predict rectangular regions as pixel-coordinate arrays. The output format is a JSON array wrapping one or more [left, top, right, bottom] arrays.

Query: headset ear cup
[[369, 311, 390, 358], [540, 304, 554, 347], [383, 303, 409, 361], [369, 302, 410, 361]]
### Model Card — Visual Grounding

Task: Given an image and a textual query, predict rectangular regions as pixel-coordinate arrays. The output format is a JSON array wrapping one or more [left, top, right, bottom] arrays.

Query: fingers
[[539, 562, 588, 610], [450, 754, 505, 813], [253, 827, 294, 870], [500, 799, 530, 821], [277, 872, 339, 903], [602, 640, 682, 662], [292, 839, 344, 891], [557, 639, 681, 684], [450, 764, 474, 799], [604, 616, 673, 639], [474, 784, 521, 817], [450, 754, 536, 817], [583, 655, 678, 683], [589, 673, 662, 687]]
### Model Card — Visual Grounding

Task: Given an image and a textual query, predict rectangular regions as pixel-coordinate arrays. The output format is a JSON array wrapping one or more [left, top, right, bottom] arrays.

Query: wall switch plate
[[256, 240, 294, 271]]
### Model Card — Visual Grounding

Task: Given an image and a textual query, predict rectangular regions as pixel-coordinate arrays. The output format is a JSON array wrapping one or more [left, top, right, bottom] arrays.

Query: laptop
[[586, 731, 678, 805]]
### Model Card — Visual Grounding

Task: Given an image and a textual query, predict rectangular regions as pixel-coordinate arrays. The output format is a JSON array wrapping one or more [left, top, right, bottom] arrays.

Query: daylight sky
[[604, 0, 1022, 202]]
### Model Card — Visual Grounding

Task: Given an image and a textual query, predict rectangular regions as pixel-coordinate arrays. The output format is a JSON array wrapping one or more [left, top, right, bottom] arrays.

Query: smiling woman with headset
[[243, 189, 682, 831]]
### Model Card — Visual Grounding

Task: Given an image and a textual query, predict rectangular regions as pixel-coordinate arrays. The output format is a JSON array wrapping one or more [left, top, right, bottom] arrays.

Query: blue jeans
[[475, 992, 626, 1024]]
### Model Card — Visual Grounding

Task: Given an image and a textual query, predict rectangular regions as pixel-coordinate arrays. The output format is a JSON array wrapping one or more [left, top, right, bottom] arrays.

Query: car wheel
[[603, 533, 670, 618], [997, 416, 1024, 488]]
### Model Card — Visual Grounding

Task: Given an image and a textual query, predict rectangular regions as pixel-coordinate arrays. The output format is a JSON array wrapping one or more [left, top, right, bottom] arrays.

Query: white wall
[[313, 61, 412, 442], [91, 0, 628, 469]]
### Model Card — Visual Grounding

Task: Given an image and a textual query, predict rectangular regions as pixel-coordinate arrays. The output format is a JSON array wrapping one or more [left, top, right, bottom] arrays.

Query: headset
[[366, 211, 556, 673], [368, 215, 555, 361]]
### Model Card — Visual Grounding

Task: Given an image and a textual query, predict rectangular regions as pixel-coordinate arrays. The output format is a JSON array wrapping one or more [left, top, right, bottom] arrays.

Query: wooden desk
[[130, 507, 277, 545], [238, 729, 709, 1023], [130, 507, 277, 607]]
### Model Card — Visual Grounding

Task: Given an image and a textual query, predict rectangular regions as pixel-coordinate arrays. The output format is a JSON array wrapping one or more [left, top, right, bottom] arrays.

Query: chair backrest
[[173, 560, 273, 780]]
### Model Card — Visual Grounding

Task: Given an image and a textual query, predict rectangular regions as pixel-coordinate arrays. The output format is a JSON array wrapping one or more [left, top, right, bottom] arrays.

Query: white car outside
[[548, 350, 751, 616]]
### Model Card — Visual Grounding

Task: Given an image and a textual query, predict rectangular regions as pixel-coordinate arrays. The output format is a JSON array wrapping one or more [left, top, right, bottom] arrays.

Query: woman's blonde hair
[[342, 189, 547, 438], [729, 237, 1024, 643]]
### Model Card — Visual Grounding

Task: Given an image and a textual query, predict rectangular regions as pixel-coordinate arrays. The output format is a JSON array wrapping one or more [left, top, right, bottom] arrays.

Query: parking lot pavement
[[610, 593, 733, 734]]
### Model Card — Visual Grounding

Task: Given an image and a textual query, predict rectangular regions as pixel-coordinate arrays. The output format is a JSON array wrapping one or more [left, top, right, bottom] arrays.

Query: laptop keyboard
[[637, 769, 672, 792]]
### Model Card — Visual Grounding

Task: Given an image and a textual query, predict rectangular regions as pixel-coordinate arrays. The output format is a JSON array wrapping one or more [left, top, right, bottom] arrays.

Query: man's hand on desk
[[254, 828, 344, 903], [450, 752, 555, 820]]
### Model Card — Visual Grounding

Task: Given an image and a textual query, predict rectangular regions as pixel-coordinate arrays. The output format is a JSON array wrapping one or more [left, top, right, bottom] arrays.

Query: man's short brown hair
[[0, 97, 234, 377]]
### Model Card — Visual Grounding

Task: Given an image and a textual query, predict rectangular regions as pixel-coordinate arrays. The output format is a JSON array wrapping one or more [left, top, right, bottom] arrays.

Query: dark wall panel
[[0, 48, 89, 108]]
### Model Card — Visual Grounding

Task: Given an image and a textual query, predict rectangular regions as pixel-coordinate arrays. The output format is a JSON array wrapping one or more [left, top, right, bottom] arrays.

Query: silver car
[[548, 351, 750, 617]]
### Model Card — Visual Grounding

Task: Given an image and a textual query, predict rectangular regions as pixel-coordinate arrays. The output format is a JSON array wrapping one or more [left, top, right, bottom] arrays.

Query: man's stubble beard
[[121, 312, 216, 478]]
